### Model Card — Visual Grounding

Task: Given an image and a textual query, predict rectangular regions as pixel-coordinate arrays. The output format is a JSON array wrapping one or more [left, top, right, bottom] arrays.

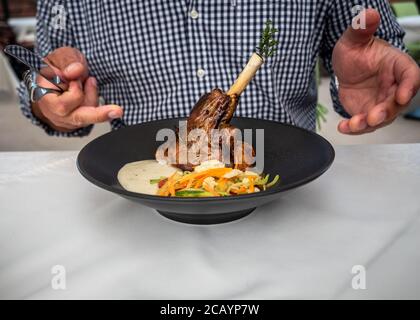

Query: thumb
[[44, 46, 89, 81], [341, 9, 381, 47]]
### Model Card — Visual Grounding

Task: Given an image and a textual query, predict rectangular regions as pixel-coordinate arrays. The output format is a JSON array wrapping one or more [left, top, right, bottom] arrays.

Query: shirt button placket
[[189, 6, 207, 85], [190, 9, 199, 20], [196, 68, 205, 79]]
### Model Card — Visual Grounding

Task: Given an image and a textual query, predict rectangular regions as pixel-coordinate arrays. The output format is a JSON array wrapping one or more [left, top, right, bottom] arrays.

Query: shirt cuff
[[329, 75, 351, 119], [18, 81, 93, 137]]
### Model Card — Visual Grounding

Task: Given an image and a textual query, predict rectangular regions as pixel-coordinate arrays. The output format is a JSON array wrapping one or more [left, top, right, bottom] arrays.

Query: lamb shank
[[156, 21, 279, 172], [157, 88, 255, 171]]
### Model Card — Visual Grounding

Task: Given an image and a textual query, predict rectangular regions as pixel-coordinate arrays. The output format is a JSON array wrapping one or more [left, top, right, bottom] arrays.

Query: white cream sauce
[[117, 160, 180, 195]]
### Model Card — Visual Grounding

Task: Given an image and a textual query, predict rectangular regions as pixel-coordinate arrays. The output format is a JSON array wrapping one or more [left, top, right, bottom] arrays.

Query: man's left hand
[[333, 9, 420, 135]]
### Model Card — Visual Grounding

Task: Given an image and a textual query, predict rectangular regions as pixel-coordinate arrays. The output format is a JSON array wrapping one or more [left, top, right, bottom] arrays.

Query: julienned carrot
[[186, 179, 194, 189], [159, 172, 179, 196], [169, 183, 176, 196], [196, 167, 232, 177], [156, 166, 279, 197], [249, 176, 255, 193], [178, 168, 232, 184], [193, 176, 205, 188], [238, 186, 247, 193]]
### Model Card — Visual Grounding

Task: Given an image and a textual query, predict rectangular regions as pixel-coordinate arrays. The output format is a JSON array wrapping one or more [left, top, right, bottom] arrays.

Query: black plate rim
[[76, 117, 335, 203]]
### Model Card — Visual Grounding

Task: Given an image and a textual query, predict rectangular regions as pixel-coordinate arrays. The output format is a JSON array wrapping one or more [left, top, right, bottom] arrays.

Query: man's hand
[[32, 47, 123, 132], [332, 9, 420, 135]]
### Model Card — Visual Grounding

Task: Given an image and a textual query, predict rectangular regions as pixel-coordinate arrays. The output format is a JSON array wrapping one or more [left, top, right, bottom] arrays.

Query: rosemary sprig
[[315, 103, 328, 131], [257, 20, 279, 59]]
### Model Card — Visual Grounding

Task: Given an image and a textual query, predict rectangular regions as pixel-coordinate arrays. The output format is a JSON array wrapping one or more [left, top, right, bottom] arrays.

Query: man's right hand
[[31, 47, 123, 132]]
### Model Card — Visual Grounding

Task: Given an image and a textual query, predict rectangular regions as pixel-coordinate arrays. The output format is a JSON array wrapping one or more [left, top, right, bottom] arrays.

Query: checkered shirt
[[17, 0, 405, 136]]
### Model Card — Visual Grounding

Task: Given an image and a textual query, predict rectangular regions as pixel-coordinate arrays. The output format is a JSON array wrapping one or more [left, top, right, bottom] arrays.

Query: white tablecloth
[[0, 144, 419, 299]]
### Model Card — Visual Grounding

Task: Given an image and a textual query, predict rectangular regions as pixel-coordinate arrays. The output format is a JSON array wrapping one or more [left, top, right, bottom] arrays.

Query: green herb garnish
[[266, 175, 280, 188], [257, 20, 279, 59], [255, 174, 270, 186], [316, 103, 328, 131]]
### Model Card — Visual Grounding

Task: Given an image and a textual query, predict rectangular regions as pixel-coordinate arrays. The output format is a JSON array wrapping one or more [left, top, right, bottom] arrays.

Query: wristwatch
[[23, 70, 63, 103]]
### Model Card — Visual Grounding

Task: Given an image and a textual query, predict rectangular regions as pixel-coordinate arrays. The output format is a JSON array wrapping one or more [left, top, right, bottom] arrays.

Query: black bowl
[[77, 117, 334, 224]]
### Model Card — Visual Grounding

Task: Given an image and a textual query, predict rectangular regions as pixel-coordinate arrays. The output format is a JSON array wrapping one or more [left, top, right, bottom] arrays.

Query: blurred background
[[0, 0, 419, 151]]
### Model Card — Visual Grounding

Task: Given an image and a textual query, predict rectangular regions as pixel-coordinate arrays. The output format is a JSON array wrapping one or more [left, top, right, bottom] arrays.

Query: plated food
[[155, 160, 279, 198], [118, 21, 281, 197], [78, 117, 335, 223], [77, 20, 334, 222], [118, 159, 279, 197]]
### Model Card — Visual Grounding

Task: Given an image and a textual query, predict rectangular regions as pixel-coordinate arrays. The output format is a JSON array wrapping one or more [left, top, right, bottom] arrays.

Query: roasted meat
[[155, 21, 279, 173], [156, 88, 255, 171]]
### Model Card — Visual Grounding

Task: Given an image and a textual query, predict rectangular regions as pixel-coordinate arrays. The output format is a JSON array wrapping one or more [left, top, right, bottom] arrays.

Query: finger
[[338, 119, 351, 134], [37, 81, 84, 117], [366, 105, 388, 127], [58, 80, 85, 108], [348, 113, 368, 133], [337, 119, 377, 135], [33, 101, 77, 130], [395, 55, 420, 106], [341, 9, 380, 47], [44, 47, 89, 81], [63, 62, 88, 81], [82, 77, 99, 106], [68, 105, 123, 127], [365, 94, 404, 127]]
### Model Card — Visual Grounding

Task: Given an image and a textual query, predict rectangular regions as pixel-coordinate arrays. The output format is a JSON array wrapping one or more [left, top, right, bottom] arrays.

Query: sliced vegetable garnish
[[175, 189, 214, 197], [266, 175, 280, 188], [156, 165, 280, 197]]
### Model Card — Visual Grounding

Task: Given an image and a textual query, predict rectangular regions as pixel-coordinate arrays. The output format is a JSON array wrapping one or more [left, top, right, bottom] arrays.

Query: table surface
[[0, 144, 419, 299], [397, 16, 420, 44], [397, 16, 420, 28]]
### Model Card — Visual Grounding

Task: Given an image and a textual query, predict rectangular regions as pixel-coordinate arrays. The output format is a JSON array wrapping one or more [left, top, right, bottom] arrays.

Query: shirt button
[[196, 68, 205, 78], [190, 9, 199, 19]]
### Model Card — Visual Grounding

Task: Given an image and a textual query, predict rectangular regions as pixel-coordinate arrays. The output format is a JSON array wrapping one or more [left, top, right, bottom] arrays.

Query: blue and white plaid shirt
[[18, 0, 405, 136]]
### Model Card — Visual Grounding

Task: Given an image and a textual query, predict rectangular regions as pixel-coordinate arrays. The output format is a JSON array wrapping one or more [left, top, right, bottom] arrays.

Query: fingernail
[[375, 110, 387, 125], [90, 77, 97, 88], [108, 110, 121, 119], [65, 62, 81, 74], [359, 118, 367, 130]]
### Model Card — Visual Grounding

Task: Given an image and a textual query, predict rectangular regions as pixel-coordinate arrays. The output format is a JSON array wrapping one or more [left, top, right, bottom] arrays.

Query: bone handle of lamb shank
[[227, 52, 264, 96]]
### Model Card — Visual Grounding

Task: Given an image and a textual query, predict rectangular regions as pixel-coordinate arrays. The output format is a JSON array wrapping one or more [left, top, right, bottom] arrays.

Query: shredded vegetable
[[149, 176, 167, 184], [150, 163, 280, 197]]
